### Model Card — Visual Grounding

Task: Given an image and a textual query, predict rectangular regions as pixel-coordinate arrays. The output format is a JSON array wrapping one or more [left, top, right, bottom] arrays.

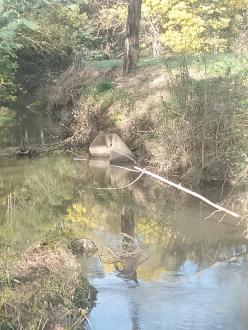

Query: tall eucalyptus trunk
[[122, 0, 142, 75]]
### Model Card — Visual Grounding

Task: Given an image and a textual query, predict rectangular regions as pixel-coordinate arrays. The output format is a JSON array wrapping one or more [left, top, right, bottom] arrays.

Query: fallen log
[[134, 166, 245, 221], [0, 142, 65, 159]]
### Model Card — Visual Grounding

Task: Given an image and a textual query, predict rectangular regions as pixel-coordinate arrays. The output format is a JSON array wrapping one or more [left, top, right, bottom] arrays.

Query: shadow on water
[[0, 96, 61, 150]]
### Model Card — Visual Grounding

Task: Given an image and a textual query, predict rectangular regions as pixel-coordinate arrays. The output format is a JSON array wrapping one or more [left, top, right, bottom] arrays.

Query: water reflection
[[87, 258, 248, 330], [0, 154, 248, 329], [113, 205, 140, 283]]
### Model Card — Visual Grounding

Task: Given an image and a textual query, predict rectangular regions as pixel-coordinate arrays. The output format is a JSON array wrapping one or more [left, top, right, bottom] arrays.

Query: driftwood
[[86, 145, 246, 222], [0, 142, 65, 159], [16, 148, 40, 158], [98, 233, 147, 283], [134, 166, 245, 221]]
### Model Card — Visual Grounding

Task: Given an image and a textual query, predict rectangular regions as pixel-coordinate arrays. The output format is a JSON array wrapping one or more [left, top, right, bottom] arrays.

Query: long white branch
[[134, 166, 243, 220]]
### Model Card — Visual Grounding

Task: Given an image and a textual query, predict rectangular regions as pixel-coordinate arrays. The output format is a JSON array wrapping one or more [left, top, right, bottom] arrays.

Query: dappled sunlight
[[1, 0, 248, 327]]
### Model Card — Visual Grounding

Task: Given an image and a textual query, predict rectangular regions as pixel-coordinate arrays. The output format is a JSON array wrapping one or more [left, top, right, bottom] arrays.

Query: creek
[[0, 108, 248, 330]]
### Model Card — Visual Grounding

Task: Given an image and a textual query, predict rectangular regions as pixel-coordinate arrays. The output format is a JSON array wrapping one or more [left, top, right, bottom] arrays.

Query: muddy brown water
[[1, 110, 248, 330]]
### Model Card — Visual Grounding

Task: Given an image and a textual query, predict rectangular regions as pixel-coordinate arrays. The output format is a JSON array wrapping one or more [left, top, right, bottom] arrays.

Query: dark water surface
[[1, 111, 248, 330]]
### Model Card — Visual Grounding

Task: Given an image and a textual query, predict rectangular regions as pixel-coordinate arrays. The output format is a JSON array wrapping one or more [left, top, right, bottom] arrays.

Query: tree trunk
[[149, 19, 161, 57], [122, 0, 142, 75], [152, 32, 161, 57]]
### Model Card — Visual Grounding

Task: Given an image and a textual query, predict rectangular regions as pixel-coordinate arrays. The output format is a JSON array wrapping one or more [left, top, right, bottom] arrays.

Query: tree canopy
[[0, 0, 247, 103]]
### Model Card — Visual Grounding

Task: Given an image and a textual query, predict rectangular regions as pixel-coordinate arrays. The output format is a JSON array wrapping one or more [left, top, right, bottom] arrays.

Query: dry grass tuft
[[0, 241, 96, 330]]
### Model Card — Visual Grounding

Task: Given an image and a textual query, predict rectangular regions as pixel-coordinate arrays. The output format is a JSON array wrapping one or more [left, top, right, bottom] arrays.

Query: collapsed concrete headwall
[[89, 132, 135, 164]]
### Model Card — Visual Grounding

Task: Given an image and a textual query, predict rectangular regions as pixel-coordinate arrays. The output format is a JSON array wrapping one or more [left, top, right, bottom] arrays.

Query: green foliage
[[0, 0, 40, 102], [91, 2, 127, 57], [0, 0, 98, 103], [1, 0, 247, 107]]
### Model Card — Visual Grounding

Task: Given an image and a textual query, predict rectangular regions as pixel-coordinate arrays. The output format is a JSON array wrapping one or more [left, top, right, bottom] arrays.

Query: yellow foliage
[[96, 4, 127, 31], [226, 0, 248, 10], [143, 0, 248, 53], [136, 217, 174, 248], [65, 203, 102, 231], [162, 4, 205, 52]]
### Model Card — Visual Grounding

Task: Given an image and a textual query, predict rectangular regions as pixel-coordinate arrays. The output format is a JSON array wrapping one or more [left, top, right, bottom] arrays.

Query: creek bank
[[44, 57, 248, 211], [0, 237, 97, 330]]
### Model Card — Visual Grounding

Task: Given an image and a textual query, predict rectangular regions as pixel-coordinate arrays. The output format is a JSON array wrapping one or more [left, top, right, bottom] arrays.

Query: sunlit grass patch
[[190, 53, 248, 78]]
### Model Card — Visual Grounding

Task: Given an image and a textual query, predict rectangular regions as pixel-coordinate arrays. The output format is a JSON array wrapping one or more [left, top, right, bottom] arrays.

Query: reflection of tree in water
[[130, 299, 141, 330], [121, 205, 135, 237], [145, 233, 248, 277], [109, 201, 148, 286], [0, 156, 78, 245], [117, 204, 142, 330], [114, 205, 139, 282], [72, 182, 247, 278], [128, 197, 247, 275]]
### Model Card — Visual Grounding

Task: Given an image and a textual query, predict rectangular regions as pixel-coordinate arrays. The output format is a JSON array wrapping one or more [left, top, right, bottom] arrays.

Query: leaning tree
[[122, 0, 142, 75]]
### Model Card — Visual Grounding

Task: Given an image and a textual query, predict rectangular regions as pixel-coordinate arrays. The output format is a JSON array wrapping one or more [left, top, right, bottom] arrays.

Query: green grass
[[85, 56, 165, 70], [86, 53, 248, 77], [191, 53, 248, 77]]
